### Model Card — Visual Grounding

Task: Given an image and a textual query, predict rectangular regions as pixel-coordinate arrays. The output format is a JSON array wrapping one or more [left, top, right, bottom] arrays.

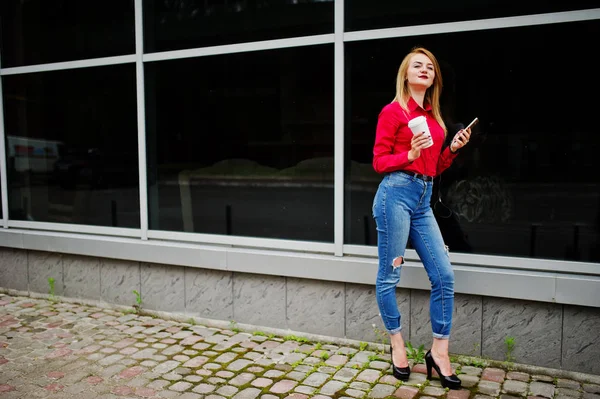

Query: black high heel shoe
[[390, 347, 410, 381], [425, 350, 461, 390]]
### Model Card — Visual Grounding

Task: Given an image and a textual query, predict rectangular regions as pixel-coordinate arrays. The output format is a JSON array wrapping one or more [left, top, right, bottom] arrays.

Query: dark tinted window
[[345, 20, 600, 262], [144, 0, 333, 53], [146, 45, 334, 242], [346, 0, 599, 32], [3, 65, 140, 227], [0, 0, 135, 68]]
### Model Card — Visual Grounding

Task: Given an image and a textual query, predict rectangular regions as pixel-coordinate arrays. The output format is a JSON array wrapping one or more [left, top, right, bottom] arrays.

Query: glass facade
[[0, 0, 135, 67], [345, 20, 600, 262], [3, 66, 140, 227], [0, 2, 598, 264], [146, 45, 334, 241], [144, 0, 334, 53], [345, 0, 599, 32]]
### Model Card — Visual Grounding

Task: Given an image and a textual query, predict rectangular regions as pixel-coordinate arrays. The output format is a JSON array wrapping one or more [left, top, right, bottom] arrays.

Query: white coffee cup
[[408, 116, 434, 149]]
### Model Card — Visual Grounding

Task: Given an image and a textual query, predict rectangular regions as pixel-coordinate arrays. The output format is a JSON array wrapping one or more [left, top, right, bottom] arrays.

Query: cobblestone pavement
[[1, 294, 599, 399]]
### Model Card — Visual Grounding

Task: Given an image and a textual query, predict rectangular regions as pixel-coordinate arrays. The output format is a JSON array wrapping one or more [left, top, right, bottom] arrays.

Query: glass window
[[346, 0, 599, 32], [345, 20, 600, 262], [146, 44, 334, 242], [0, 0, 135, 68], [143, 0, 333, 53], [2, 65, 140, 227]]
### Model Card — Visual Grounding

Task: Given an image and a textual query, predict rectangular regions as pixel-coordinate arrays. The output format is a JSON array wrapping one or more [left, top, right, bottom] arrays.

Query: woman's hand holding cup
[[408, 131, 432, 161]]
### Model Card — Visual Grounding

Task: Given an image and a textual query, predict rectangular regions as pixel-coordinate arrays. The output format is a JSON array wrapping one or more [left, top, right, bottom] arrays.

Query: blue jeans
[[372, 171, 455, 339]]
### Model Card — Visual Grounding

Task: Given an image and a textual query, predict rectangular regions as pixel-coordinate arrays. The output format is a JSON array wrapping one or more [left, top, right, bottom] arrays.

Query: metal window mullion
[[0, 53, 8, 228], [135, 0, 149, 240], [334, 0, 344, 256]]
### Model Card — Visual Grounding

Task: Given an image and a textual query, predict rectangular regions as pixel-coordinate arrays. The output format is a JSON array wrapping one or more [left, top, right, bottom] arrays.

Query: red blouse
[[372, 98, 457, 177]]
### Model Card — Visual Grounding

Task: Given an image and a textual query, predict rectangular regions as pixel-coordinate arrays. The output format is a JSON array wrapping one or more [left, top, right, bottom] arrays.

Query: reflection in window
[[346, 0, 599, 32], [0, 0, 135, 68], [144, 0, 333, 53], [3, 65, 140, 227], [345, 20, 600, 262], [146, 44, 334, 241]]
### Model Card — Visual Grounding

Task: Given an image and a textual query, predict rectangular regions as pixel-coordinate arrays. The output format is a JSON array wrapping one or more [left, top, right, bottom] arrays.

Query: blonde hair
[[394, 47, 447, 134]]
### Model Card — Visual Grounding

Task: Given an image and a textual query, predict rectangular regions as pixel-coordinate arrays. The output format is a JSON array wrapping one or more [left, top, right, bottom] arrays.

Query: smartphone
[[465, 117, 479, 130]]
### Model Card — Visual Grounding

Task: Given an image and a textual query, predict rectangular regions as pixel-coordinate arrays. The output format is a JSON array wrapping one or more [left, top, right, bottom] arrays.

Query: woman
[[371, 47, 470, 389]]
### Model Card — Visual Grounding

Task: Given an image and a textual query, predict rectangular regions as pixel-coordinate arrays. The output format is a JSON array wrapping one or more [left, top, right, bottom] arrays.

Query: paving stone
[[530, 382, 556, 398], [185, 375, 204, 383], [481, 368, 506, 383], [503, 380, 529, 395], [163, 372, 184, 381], [379, 375, 400, 385], [264, 370, 285, 378], [320, 380, 347, 395], [356, 369, 381, 383], [423, 386, 447, 397], [153, 360, 181, 374], [346, 388, 366, 398], [193, 383, 217, 394], [159, 390, 181, 398], [318, 366, 337, 374], [209, 376, 228, 384], [507, 371, 530, 381], [147, 379, 171, 390], [583, 393, 600, 399], [232, 387, 261, 399], [295, 385, 317, 395], [168, 381, 193, 391], [333, 367, 360, 382], [461, 366, 483, 376], [215, 352, 239, 364], [175, 367, 192, 375], [532, 375, 554, 383], [184, 356, 209, 368], [350, 382, 371, 390], [369, 384, 396, 398], [270, 380, 298, 394], [559, 380, 583, 390], [447, 389, 471, 399], [227, 359, 252, 371], [179, 394, 203, 399], [459, 373, 480, 388], [304, 372, 330, 387], [584, 385, 600, 394], [557, 388, 583, 398], [325, 354, 349, 367], [217, 385, 240, 397], [479, 380, 502, 396], [252, 378, 274, 387], [230, 373, 256, 386], [287, 371, 308, 381], [500, 395, 521, 399], [244, 352, 262, 361]]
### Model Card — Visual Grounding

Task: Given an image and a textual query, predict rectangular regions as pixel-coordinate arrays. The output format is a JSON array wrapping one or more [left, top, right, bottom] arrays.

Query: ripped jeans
[[372, 171, 455, 339]]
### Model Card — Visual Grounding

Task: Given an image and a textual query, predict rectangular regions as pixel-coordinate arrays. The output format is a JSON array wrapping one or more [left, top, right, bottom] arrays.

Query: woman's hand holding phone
[[451, 117, 477, 153]]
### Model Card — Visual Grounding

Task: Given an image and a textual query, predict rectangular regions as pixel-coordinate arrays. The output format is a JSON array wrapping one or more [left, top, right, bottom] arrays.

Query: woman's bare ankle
[[390, 335, 409, 367]]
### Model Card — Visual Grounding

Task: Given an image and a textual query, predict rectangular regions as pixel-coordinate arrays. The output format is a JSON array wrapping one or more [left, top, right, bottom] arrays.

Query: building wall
[[1, 246, 598, 375]]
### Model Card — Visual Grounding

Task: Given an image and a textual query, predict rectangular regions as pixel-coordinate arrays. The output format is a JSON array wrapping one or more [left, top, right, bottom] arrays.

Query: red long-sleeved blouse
[[372, 98, 457, 177]]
